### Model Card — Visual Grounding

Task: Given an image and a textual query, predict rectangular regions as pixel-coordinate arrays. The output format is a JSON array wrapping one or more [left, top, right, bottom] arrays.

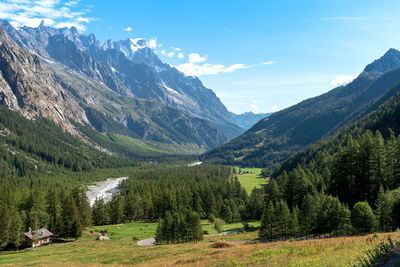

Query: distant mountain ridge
[[203, 48, 400, 166], [0, 20, 245, 155], [0, 19, 243, 139], [0, 19, 247, 153], [230, 112, 271, 130]]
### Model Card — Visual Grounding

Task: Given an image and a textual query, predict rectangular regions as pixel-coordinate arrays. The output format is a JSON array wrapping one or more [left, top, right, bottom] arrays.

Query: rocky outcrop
[[0, 26, 87, 133]]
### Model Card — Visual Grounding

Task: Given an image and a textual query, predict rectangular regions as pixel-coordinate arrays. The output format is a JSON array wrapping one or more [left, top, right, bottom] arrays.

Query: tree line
[[257, 129, 400, 240]]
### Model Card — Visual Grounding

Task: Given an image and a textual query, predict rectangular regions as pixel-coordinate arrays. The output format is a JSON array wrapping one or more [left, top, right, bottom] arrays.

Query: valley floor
[[1, 230, 398, 266]]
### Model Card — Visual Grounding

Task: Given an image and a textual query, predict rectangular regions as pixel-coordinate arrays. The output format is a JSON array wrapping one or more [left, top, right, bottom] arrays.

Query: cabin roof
[[24, 228, 53, 240]]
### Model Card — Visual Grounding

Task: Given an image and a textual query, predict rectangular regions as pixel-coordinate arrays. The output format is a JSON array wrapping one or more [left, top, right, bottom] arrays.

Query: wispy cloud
[[148, 38, 157, 49], [318, 16, 366, 21], [123, 26, 132, 31], [331, 73, 359, 87], [0, 0, 93, 31], [249, 104, 259, 111], [176, 52, 274, 77]]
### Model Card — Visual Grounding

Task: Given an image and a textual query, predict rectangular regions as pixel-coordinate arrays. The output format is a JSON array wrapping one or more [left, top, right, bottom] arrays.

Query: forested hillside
[[254, 81, 400, 241], [203, 49, 400, 167]]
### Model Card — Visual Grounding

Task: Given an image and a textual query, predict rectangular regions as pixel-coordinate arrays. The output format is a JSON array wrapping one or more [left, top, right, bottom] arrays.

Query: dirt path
[[86, 177, 128, 206], [137, 228, 245, 247]]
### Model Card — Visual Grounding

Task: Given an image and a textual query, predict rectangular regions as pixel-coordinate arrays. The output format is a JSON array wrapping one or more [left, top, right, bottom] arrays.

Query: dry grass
[[1, 232, 398, 266], [210, 241, 235, 248]]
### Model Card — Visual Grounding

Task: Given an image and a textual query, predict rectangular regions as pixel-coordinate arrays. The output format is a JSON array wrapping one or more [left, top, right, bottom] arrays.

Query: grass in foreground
[[234, 167, 267, 194], [1, 232, 398, 266]]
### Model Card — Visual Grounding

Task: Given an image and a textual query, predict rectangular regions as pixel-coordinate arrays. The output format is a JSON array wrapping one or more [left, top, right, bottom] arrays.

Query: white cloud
[[250, 104, 259, 110], [0, 0, 92, 31], [167, 51, 175, 57], [188, 53, 207, 63], [64, 0, 78, 6], [330, 73, 359, 87], [148, 38, 157, 49], [271, 104, 278, 112], [172, 47, 181, 51], [123, 26, 132, 32], [161, 49, 166, 55], [176, 53, 274, 77], [177, 52, 184, 59]]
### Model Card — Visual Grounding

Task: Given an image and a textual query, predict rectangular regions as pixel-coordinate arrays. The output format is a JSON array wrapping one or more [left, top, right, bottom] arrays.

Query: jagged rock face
[[0, 27, 87, 133], [0, 22, 232, 149], [46, 34, 130, 96], [0, 20, 243, 138]]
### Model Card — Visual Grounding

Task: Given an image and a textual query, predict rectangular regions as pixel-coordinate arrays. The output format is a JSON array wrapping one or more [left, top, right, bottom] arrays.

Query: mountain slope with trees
[[254, 79, 400, 241], [203, 48, 400, 166]]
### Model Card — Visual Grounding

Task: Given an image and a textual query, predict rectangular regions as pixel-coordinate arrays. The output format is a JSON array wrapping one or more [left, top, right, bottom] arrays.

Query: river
[[86, 177, 128, 206]]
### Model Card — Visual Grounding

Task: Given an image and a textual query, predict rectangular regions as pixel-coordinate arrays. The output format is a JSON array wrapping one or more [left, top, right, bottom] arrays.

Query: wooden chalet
[[24, 228, 53, 248]]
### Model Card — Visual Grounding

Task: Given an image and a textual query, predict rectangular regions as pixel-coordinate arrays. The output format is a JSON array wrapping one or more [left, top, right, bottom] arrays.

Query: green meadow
[[234, 167, 267, 194]]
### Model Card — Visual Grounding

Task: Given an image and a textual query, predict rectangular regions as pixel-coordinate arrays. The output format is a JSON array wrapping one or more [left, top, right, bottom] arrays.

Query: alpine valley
[[3, 2, 400, 266]]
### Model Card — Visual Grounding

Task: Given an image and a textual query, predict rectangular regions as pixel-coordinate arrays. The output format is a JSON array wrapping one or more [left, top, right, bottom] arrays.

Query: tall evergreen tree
[[375, 186, 392, 231], [259, 201, 276, 241]]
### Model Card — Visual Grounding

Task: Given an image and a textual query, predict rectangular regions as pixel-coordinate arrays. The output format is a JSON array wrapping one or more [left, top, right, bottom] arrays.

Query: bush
[[243, 222, 256, 232], [213, 218, 225, 233], [208, 215, 215, 224], [210, 241, 233, 248], [351, 202, 376, 233]]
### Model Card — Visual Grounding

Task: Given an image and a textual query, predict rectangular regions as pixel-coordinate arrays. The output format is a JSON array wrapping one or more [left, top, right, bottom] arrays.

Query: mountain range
[[203, 48, 400, 167], [230, 112, 271, 130], [0, 19, 245, 157]]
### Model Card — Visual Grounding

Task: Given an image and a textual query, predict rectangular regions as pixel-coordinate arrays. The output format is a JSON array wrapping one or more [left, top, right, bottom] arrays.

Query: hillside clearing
[[235, 167, 267, 193]]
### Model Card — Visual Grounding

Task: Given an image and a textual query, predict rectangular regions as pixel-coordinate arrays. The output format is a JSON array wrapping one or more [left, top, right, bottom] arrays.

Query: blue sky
[[1, 0, 400, 113]]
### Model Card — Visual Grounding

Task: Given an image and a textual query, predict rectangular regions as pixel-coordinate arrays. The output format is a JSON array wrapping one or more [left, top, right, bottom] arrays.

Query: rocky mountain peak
[[0, 26, 88, 133], [364, 48, 400, 77]]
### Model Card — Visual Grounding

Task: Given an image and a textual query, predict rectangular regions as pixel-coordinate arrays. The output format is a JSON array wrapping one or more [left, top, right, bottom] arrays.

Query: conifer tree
[[155, 218, 164, 244], [186, 211, 203, 242], [375, 186, 392, 231], [290, 206, 301, 238], [0, 203, 9, 249], [8, 207, 23, 249], [275, 200, 290, 239], [259, 201, 276, 240], [110, 194, 124, 224], [300, 194, 317, 237]]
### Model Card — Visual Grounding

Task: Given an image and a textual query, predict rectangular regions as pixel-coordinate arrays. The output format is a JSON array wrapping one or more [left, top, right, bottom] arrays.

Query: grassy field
[[86, 222, 158, 241], [85, 221, 259, 241], [1, 231, 398, 266], [234, 167, 267, 194]]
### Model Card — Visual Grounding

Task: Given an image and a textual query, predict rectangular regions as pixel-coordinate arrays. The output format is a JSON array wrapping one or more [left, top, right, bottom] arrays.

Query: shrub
[[210, 241, 233, 248]]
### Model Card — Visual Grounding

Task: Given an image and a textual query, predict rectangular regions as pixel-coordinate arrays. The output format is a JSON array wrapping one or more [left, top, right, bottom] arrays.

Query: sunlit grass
[[2, 232, 398, 266], [234, 167, 267, 194]]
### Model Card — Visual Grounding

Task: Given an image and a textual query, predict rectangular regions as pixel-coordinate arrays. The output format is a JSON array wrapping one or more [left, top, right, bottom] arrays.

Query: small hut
[[24, 228, 53, 248]]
